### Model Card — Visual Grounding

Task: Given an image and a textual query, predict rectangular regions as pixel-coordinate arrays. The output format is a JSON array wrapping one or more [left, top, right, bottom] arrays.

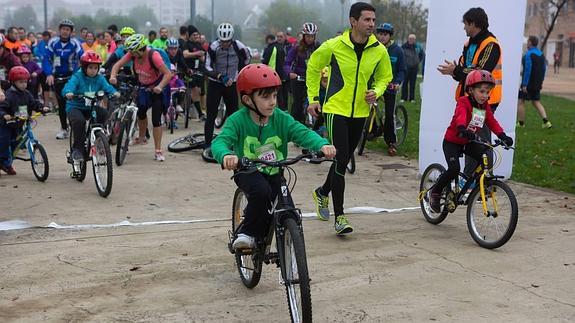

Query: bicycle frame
[[12, 114, 41, 163]]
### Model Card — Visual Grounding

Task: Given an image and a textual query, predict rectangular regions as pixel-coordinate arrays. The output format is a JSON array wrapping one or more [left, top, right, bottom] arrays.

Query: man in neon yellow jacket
[[307, 2, 392, 235]]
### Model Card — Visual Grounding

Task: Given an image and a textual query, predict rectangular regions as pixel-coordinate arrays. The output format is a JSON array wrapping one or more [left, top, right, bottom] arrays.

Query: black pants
[[320, 113, 366, 217], [69, 107, 109, 151], [205, 80, 238, 147], [54, 80, 68, 129], [463, 103, 498, 177], [277, 80, 289, 111], [433, 139, 485, 193], [401, 66, 418, 101], [234, 172, 282, 238], [290, 79, 307, 124], [383, 91, 397, 145]]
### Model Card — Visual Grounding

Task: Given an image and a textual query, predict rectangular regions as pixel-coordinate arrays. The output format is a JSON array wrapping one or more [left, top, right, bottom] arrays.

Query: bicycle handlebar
[[470, 138, 515, 150], [5, 112, 44, 124]]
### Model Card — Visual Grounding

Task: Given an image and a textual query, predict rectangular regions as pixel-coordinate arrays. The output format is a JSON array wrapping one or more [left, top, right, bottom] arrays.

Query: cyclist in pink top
[[109, 34, 171, 161]]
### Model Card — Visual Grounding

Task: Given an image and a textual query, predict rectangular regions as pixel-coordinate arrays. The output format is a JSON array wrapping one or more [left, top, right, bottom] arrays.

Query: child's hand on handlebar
[[223, 154, 239, 170], [3, 114, 12, 121], [320, 145, 336, 159], [65, 93, 74, 100]]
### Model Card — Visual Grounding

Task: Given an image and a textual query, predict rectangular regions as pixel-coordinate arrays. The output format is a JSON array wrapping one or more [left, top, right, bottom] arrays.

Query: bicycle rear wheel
[[281, 217, 312, 323], [167, 133, 206, 152], [357, 111, 372, 156], [467, 180, 518, 249], [394, 104, 408, 147], [215, 99, 226, 129], [419, 163, 449, 224], [31, 143, 49, 182], [92, 131, 113, 197], [232, 189, 263, 288], [346, 153, 355, 174]]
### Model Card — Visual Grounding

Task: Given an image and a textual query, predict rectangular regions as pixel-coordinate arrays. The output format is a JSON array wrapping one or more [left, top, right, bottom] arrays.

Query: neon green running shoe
[[335, 215, 353, 235], [542, 121, 552, 129], [312, 187, 330, 221]]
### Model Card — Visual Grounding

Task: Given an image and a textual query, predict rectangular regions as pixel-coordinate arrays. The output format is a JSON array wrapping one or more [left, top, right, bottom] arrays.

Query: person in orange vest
[[3, 27, 23, 54], [437, 7, 502, 177]]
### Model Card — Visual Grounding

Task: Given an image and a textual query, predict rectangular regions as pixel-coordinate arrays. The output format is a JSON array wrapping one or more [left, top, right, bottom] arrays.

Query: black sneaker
[[72, 149, 84, 162]]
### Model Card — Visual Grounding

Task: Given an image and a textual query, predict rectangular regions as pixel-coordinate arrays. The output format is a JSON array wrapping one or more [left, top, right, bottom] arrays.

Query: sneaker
[[199, 114, 206, 122], [387, 144, 397, 156], [335, 215, 353, 235], [429, 191, 441, 213], [0, 164, 17, 175], [56, 129, 69, 140], [72, 149, 84, 162], [400, 99, 405, 103], [232, 233, 255, 250], [542, 121, 552, 129], [176, 105, 184, 113], [133, 137, 148, 145], [410, 100, 416, 103], [171, 120, 178, 129], [312, 187, 330, 221], [516, 122, 525, 128], [154, 150, 165, 162]]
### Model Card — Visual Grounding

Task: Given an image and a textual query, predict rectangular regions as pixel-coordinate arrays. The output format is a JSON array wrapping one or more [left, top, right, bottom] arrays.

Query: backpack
[[131, 47, 171, 75], [208, 40, 248, 72]]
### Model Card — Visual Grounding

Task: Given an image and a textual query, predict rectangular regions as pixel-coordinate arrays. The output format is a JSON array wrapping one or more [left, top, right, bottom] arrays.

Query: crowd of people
[[0, 2, 553, 245]]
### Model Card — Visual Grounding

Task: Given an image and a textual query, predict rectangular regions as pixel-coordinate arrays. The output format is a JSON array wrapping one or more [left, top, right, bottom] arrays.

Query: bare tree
[[539, 0, 568, 53]]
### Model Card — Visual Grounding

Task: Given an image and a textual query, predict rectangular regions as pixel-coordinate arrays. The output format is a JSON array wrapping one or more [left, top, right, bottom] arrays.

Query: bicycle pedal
[[278, 271, 285, 286]]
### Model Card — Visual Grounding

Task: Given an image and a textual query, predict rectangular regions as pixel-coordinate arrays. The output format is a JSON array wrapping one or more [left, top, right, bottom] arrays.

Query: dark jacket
[[385, 40, 406, 93], [521, 46, 546, 90], [262, 41, 287, 80], [0, 86, 44, 119], [284, 41, 320, 77], [453, 29, 501, 84], [401, 42, 424, 69], [0, 50, 22, 90]]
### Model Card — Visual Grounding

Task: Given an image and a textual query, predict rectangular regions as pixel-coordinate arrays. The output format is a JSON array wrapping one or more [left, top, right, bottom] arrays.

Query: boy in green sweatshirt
[[212, 64, 336, 249]]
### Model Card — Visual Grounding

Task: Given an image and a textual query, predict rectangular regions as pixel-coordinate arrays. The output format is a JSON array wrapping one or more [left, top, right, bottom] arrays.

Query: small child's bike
[[418, 139, 518, 249], [7, 112, 49, 181], [66, 92, 113, 198], [228, 152, 331, 323]]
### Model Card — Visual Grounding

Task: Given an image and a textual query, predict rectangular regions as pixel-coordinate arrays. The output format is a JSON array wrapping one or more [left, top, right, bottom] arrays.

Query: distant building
[[525, 0, 575, 68], [89, 0, 189, 26]]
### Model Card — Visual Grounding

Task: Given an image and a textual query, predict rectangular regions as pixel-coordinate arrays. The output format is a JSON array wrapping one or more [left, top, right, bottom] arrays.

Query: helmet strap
[[246, 93, 266, 120]]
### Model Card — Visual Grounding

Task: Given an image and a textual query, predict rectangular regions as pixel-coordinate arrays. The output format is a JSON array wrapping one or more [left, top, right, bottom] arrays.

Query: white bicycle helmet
[[217, 22, 234, 41], [302, 22, 318, 35]]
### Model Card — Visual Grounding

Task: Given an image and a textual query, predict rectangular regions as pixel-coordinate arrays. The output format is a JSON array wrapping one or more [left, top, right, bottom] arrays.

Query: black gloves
[[498, 132, 514, 147], [457, 126, 477, 140]]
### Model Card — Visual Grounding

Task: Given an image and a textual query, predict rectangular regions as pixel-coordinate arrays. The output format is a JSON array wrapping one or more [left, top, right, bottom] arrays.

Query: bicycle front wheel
[[92, 131, 113, 197], [31, 143, 49, 182], [419, 163, 449, 224], [467, 180, 518, 249], [115, 116, 132, 166], [232, 189, 263, 288], [215, 100, 226, 129], [394, 104, 408, 147], [281, 217, 312, 323]]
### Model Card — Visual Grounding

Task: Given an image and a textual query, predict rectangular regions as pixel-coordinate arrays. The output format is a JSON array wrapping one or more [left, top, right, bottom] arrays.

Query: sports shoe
[[542, 121, 552, 129], [171, 120, 179, 129], [312, 187, 330, 221], [72, 149, 84, 162], [429, 191, 441, 213], [387, 144, 397, 156], [176, 105, 184, 113], [198, 114, 206, 122], [56, 129, 69, 140], [154, 150, 165, 162], [400, 99, 405, 103], [516, 122, 525, 128], [133, 137, 148, 145], [232, 233, 255, 249], [0, 164, 17, 175], [335, 215, 353, 235]]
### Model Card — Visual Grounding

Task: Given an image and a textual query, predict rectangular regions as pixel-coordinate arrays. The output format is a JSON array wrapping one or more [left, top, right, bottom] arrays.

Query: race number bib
[[53, 57, 61, 67], [16, 105, 28, 118], [0, 67, 6, 80], [84, 92, 95, 107], [256, 143, 277, 162], [467, 107, 486, 132]]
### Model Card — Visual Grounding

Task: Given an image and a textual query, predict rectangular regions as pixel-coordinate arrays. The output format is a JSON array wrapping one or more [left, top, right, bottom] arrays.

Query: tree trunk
[[541, 0, 567, 54]]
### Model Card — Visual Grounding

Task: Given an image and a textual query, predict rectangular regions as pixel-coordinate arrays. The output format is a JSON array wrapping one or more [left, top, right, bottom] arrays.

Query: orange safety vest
[[455, 36, 502, 105]]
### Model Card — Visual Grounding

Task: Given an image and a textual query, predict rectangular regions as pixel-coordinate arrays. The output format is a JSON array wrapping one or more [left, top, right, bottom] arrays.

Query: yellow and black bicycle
[[418, 138, 518, 249]]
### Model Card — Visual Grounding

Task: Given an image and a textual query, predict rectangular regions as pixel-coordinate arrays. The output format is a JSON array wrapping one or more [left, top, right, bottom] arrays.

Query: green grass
[[368, 81, 575, 194]]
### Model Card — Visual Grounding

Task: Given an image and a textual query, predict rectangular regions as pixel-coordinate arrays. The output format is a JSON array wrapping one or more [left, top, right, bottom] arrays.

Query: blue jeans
[[0, 124, 19, 168]]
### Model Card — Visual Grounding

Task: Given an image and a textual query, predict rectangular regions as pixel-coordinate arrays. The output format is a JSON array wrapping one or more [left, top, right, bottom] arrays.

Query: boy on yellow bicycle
[[429, 70, 513, 213], [212, 64, 336, 249]]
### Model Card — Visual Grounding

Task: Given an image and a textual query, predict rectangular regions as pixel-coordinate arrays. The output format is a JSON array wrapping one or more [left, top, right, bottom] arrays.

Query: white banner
[[419, 0, 527, 178]]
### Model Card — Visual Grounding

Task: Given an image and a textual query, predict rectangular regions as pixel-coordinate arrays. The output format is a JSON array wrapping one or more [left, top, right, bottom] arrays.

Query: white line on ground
[[0, 206, 420, 231]]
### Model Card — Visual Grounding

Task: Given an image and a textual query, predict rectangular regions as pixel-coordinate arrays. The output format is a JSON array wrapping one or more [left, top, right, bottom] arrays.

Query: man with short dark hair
[[307, 2, 392, 235], [261, 34, 287, 110], [152, 27, 169, 49], [4, 27, 22, 53], [78, 27, 89, 43], [517, 36, 551, 128], [178, 25, 189, 49], [146, 30, 157, 45], [182, 25, 207, 120], [438, 7, 502, 177]]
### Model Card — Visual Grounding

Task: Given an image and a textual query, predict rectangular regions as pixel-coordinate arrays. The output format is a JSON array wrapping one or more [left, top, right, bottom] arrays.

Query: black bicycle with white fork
[[66, 91, 113, 197], [228, 152, 331, 323]]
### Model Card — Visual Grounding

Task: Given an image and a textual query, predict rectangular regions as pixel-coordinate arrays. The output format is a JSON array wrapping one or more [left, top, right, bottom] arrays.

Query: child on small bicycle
[[212, 64, 336, 249], [0, 66, 49, 175], [63, 51, 120, 162], [16, 46, 43, 99], [429, 70, 513, 213], [169, 64, 185, 114]]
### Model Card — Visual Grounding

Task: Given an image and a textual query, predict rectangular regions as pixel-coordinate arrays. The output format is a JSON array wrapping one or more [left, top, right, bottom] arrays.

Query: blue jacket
[[521, 46, 546, 90], [34, 39, 49, 65], [62, 70, 118, 113], [43, 36, 84, 77], [385, 40, 406, 94]]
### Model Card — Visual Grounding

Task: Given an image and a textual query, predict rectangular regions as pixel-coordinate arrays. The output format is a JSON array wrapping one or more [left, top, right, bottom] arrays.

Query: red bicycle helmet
[[8, 66, 31, 82], [80, 51, 103, 66], [465, 69, 495, 90], [16, 45, 32, 55], [236, 64, 282, 95]]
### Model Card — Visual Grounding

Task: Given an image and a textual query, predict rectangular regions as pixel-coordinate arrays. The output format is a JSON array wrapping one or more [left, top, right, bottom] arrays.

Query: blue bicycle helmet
[[167, 38, 179, 48], [376, 23, 394, 35]]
